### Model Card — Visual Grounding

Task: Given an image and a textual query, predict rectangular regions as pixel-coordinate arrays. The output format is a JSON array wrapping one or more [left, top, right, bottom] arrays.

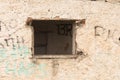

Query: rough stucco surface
[[0, 0, 120, 80]]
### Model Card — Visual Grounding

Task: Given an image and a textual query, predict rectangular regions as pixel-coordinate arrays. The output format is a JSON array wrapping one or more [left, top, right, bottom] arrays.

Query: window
[[27, 19, 80, 59]]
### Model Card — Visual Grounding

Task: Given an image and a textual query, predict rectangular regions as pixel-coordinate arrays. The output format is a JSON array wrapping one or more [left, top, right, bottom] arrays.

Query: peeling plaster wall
[[0, 0, 120, 80]]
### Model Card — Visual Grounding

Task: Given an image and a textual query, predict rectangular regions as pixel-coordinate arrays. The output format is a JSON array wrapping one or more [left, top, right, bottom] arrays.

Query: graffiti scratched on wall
[[95, 26, 120, 45]]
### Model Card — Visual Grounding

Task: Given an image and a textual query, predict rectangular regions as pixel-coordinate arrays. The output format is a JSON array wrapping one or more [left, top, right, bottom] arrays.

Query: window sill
[[31, 55, 77, 59]]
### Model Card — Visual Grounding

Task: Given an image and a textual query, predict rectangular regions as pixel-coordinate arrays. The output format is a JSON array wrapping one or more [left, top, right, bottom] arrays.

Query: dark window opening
[[31, 20, 76, 56]]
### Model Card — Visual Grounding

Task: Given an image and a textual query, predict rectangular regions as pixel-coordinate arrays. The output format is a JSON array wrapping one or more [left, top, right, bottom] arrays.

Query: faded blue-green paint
[[0, 45, 30, 60], [5, 61, 48, 77], [5, 61, 17, 75], [1, 45, 48, 77], [5, 61, 35, 76], [11, 45, 30, 58], [0, 48, 7, 58], [18, 46, 30, 57], [17, 62, 35, 76], [38, 63, 47, 74]]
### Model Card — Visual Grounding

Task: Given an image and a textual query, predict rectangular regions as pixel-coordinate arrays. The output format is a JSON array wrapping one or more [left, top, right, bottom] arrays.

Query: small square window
[[28, 19, 80, 59]]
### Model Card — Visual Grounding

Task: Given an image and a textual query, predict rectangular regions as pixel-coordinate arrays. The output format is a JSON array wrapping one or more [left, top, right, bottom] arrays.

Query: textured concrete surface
[[0, 0, 120, 80]]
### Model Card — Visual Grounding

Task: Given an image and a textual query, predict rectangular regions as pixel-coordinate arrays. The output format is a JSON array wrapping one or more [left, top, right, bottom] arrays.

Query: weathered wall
[[0, 0, 120, 80]]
